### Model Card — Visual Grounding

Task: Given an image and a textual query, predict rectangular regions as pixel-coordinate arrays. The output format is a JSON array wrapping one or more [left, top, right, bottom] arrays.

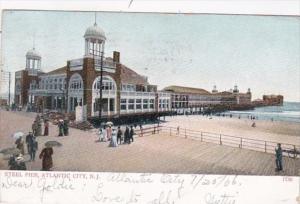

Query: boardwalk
[[0, 110, 299, 176]]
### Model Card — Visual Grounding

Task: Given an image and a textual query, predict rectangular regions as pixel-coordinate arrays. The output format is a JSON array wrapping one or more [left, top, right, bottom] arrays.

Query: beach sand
[[162, 115, 300, 145]]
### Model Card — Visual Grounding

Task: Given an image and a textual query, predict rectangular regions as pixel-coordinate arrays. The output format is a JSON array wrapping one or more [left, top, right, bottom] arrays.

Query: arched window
[[69, 73, 83, 91], [93, 76, 115, 91]]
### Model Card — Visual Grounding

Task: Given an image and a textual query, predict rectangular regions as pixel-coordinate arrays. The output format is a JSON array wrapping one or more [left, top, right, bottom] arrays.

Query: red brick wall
[[67, 57, 121, 118]]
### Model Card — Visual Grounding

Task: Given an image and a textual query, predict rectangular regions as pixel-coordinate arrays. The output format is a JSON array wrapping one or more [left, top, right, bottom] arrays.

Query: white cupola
[[84, 14, 106, 58]]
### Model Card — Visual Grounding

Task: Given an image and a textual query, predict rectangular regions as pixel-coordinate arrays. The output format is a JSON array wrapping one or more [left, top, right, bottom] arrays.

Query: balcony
[[120, 91, 156, 98]]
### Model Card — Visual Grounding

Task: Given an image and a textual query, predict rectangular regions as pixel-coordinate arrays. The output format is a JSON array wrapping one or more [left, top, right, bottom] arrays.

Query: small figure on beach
[[139, 124, 143, 137], [26, 131, 34, 154], [39, 144, 54, 171], [177, 126, 180, 135], [63, 118, 69, 136], [32, 120, 37, 136], [30, 136, 38, 161], [35, 115, 42, 136], [15, 137, 25, 155], [98, 128, 104, 142], [129, 126, 134, 142], [275, 143, 283, 172], [251, 122, 256, 127], [117, 126, 123, 145], [109, 128, 118, 147], [107, 125, 112, 141], [44, 119, 49, 136], [58, 119, 64, 136], [124, 126, 130, 144]]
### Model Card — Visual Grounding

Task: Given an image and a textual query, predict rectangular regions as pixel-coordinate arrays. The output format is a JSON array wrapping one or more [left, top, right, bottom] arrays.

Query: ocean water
[[226, 102, 300, 123]]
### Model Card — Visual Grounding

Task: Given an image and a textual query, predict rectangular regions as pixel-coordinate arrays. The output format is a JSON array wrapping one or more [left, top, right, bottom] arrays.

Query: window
[[128, 99, 134, 110], [69, 74, 83, 90], [136, 99, 142, 110], [143, 99, 148, 109], [150, 99, 154, 109], [93, 77, 115, 91], [121, 99, 127, 110], [89, 41, 101, 56]]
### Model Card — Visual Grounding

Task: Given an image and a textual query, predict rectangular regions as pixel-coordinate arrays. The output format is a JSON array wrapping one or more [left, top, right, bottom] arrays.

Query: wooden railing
[[135, 125, 300, 159]]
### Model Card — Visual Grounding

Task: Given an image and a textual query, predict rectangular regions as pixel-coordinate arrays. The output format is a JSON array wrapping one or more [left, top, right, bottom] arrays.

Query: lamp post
[[59, 87, 66, 113]]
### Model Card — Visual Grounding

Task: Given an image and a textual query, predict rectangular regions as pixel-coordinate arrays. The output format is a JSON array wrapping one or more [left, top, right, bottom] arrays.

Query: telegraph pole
[[8, 72, 11, 106], [99, 50, 104, 124]]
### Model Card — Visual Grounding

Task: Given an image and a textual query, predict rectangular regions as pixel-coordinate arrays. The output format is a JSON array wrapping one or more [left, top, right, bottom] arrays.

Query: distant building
[[262, 95, 284, 106], [163, 85, 252, 114], [0, 98, 8, 106]]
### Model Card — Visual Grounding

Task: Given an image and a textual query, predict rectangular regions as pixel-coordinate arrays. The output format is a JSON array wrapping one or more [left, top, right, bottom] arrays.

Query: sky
[[1, 10, 300, 102]]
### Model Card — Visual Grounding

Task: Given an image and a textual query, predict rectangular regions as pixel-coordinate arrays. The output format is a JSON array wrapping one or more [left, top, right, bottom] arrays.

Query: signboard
[[75, 105, 87, 122]]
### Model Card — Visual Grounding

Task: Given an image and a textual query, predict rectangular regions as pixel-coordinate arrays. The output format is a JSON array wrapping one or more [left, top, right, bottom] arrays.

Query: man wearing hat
[[26, 131, 34, 155]]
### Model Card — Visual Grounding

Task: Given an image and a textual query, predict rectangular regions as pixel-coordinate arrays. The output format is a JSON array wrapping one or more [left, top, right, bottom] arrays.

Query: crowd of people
[[9, 114, 54, 171], [98, 125, 135, 147]]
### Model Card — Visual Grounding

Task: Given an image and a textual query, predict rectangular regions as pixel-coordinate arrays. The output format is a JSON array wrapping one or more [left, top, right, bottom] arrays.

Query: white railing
[[29, 89, 65, 95], [120, 91, 156, 98], [15, 71, 22, 78], [93, 90, 116, 96]]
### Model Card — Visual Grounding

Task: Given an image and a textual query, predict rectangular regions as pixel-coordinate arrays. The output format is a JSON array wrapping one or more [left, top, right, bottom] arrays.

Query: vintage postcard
[[0, 5, 299, 204]]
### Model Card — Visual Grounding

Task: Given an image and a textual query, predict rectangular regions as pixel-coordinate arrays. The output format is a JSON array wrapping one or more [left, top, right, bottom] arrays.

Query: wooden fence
[[135, 125, 300, 159]]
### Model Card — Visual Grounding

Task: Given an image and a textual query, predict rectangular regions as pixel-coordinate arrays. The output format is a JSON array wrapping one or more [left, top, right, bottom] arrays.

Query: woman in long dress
[[39, 145, 53, 171], [107, 126, 112, 141], [44, 120, 49, 136], [102, 126, 107, 142], [109, 129, 118, 147], [98, 128, 104, 142]]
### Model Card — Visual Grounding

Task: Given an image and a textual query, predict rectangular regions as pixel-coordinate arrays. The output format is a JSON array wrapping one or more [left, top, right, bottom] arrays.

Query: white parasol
[[12, 132, 24, 140], [106, 121, 113, 126]]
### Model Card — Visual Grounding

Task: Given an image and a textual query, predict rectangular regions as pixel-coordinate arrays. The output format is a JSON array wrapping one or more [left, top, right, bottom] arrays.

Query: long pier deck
[[0, 110, 299, 176]]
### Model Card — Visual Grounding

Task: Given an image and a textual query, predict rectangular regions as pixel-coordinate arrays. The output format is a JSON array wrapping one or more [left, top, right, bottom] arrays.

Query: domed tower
[[247, 88, 251, 94], [212, 85, 218, 93], [25, 47, 41, 75], [84, 18, 106, 58], [233, 85, 239, 93]]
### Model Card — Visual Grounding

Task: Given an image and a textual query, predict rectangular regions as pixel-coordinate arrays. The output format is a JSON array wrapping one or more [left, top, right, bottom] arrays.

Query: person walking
[[124, 126, 130, 144], [139, 124, 143, 137], [98, 128, 104, 142], [177, 126, 180, 135], [102, 126, 107, 142], [109, 128, 118, 147], [39, 145, 54, 171], [30, 136, 38, 161], [63, 118, 69, 136], [25, 131, 34, 154], [32, 120, 37, 136], [275, 143, 283, 172], [107, 125, 112, 141], [44, 120, 49, 136], [15, 137, 25, 155], [117, 126, 123, 145], [58, 119, 64, 136], [129, 126, 134, 143]]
